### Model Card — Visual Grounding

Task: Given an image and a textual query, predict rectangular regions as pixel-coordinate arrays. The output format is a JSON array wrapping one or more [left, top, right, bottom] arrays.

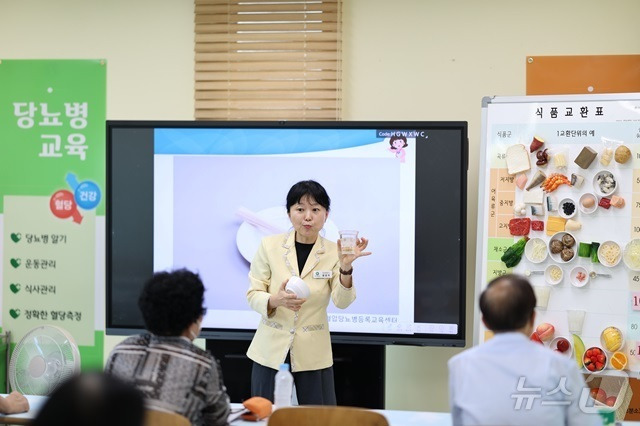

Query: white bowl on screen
[[598, 241, 621, 268], [548, 232, 578, 264], [235, 206, 340, 263], [569, 266, 589, 288], [593, 170, 617, 197], [525, 238, 548, 264], [544, 264, 563, 286], [624, 239, 640, 271]]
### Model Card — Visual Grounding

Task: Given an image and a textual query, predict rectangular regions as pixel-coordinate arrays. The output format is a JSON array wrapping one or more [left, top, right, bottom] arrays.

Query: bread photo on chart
[[506, 144, 531, 175]]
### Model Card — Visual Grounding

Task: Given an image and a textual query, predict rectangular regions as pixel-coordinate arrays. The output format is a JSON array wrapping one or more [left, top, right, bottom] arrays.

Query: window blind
[[194, 0, 342, 120]]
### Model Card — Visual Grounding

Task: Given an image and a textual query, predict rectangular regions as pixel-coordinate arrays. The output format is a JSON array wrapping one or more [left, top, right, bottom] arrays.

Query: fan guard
[[9, 325, 81, 395]]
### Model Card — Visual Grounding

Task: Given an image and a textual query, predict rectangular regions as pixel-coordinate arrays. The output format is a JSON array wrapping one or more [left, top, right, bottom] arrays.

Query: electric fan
[[8, 325, 81, 395]]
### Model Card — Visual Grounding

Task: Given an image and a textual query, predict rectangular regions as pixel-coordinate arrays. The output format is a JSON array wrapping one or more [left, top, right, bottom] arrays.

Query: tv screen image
[[107, 121, 467, 346]]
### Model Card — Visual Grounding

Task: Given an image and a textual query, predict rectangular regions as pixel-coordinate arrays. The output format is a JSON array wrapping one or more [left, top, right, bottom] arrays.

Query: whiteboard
[[476, 93, 640, 373]]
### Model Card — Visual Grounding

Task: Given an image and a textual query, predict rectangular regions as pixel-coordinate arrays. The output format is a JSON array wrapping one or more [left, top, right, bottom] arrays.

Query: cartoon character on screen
[[388, 136, 408, 163]]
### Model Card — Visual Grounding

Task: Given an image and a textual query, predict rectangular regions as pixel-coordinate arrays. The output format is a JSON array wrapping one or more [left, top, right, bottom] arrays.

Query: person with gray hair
[[448, 274, 603, 426]]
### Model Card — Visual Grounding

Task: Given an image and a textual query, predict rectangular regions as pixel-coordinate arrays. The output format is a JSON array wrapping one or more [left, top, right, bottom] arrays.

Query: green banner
[[0, 60, 106, 376]]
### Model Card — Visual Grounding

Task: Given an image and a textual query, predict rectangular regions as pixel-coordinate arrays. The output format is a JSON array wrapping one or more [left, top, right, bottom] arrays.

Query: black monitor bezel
[[106, 120, 468, 347]]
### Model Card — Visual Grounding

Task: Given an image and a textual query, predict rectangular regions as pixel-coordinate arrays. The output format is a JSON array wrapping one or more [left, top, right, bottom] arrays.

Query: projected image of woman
[[246, 180, 371, 405]]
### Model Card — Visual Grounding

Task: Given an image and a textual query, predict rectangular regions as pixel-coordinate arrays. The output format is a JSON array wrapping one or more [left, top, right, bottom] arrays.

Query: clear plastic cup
[[533, 285, 551, 309], [339, 230, 358, 255], [567, 310, 586, 334]]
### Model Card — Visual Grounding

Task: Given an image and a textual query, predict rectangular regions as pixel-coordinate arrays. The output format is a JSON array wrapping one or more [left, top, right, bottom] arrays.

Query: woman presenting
[[246, 180, 371, 405]]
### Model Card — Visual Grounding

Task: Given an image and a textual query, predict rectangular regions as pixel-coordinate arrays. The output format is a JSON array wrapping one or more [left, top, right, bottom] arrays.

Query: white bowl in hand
[[285, 276, 310, 298]]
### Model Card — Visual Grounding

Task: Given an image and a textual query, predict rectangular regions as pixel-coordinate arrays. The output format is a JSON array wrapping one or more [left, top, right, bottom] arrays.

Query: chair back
[[267, 406, 389, 426], [144, 409, 191, 426]]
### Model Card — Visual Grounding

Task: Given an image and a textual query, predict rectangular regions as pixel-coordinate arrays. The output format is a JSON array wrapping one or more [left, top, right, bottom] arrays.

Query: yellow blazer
[[246, 231, 356, 372]]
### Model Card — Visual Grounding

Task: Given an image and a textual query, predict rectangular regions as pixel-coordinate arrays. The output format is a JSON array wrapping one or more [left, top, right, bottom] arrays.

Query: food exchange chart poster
[[0, 60, 106, 371], [476, 93, 640, 419]]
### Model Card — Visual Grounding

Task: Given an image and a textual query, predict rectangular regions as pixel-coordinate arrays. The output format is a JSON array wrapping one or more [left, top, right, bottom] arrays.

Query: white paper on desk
[[227, 408, 248, 423]]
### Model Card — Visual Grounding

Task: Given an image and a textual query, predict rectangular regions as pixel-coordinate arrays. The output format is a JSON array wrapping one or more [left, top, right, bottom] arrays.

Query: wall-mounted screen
[[107, 121, 467, 346]]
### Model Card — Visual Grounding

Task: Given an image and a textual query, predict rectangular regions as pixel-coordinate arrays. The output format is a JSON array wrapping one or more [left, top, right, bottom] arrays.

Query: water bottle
[[274, 363, 293, 409]]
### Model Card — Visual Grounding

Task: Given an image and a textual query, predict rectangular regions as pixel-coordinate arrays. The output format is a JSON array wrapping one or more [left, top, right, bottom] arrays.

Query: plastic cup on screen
[[567, 310, 586, 334], [533, 285, 551, 309]]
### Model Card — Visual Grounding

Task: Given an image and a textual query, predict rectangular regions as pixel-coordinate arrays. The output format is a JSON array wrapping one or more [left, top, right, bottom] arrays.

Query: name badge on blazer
[[313, 271, 332, 279]]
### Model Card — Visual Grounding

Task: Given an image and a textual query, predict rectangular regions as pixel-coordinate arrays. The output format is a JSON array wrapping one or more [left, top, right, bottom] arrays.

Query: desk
[[374, 410, 452, 426], [228, 403, 453, 426], [4, 397, 640, 426]]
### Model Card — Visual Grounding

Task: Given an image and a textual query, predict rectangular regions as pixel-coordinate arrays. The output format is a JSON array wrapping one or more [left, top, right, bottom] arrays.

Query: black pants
[[251, 358, 337, 405]]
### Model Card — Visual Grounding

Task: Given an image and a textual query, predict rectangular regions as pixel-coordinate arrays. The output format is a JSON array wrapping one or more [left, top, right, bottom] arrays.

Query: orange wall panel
[[526, 55, 640, 95]]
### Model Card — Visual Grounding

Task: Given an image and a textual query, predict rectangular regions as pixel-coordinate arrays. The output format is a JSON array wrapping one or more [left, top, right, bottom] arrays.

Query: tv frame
[[106, 120, 468, 347]]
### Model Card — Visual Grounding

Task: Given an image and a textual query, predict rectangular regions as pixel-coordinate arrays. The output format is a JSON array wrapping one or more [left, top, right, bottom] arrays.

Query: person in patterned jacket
[[105, 269, 231, 426]]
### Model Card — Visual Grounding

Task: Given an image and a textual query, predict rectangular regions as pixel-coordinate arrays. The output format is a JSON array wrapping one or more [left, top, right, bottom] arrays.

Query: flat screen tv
[[107, 121, 468, 346]]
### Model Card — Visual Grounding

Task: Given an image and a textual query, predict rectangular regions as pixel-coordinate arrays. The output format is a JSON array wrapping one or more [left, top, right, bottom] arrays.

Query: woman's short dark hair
[[389, 136, 408, 149], [286, 180, 331, 212], [138, 269, 205, 336], [479, 274, 536, 332], [32, 372, 145, 426]]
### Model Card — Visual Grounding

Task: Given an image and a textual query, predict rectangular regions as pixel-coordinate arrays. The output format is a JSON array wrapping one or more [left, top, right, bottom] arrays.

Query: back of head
[[479, 274, 536, 332], [32, 372, 144, 426], [138, 268, 205, 336]]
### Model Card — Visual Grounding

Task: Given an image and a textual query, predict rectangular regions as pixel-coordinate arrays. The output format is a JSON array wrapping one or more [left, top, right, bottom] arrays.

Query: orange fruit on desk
[[610, 352, 628, 370]]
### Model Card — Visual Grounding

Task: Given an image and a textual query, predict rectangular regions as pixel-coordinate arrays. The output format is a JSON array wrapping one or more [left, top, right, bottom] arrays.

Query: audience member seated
[[105, 269, 231, 426], [32, 372, 144, 426], [0, 391, 29, 414], [448, 274, 603, 426]]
